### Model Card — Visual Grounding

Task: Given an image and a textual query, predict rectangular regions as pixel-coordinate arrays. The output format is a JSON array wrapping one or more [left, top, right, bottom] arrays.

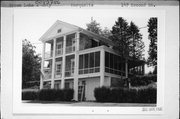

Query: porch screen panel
[[105, 51, 125, 76], [95, 51, 100, 72], [89, 52, 95, 73], [79, 55, 83, 74], [78, 51, 100, 74], [84, 54, 89, 74]]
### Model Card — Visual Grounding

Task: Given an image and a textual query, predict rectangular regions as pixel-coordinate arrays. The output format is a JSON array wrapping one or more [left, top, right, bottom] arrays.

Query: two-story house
[[39, 20, 145, 101]]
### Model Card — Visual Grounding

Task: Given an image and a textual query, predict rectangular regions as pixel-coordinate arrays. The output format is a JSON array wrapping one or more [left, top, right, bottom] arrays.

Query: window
[[57, 29, 62, 33]]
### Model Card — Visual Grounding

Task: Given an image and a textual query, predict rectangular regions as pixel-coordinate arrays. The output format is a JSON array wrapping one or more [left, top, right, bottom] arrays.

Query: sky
[[14, 7, 155, 73]]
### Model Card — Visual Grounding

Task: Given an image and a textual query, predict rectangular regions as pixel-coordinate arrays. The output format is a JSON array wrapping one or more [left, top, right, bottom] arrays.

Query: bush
[[38, 89, 58, 101], [22, 91, 38, 100], [94, 87, 111, 102], [137, 87, 157, 103], [130, 75, 157, 87], [22, 89, 74, 101], [38, 89, 74, 101], [94, 87, 156, 103], [63, 89, 74, 101]]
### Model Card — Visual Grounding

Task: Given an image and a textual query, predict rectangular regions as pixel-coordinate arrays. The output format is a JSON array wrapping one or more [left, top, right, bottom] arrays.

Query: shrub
[[63, 89, 74, 101], [38, 89, 57, 101], [130, 75, 157, 87], [22, 91, 38, 100], [22, 89, 74, 101], [38, 89, 74, 101], [94, 87, 111, 102], [137, 87, 156, 103], [94, 87, 156, 103]]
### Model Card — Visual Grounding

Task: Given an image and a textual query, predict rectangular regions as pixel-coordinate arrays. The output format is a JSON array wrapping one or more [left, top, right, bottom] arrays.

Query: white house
[[39, 20, 145, 101]]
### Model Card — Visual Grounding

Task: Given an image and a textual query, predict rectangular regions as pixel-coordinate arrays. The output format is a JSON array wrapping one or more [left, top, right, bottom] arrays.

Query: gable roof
[[39, 20, 116, 47]]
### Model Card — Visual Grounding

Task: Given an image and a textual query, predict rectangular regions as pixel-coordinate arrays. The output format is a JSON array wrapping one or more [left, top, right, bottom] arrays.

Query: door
[[56, 42, 63, 55], [55, 61, 62, 78]]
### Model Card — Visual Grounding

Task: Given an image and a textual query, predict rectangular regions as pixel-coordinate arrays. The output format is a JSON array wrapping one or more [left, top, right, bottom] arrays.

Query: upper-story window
[[57, 29, 62, 33], [66, 33, 76, 54]]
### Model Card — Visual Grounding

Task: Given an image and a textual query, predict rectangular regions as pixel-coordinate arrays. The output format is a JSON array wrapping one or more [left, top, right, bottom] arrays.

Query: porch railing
[[79, 67, 100, 75], [65, 69, 74, 77], [66, 45, 75, 54], [55, 72, 62, 78]]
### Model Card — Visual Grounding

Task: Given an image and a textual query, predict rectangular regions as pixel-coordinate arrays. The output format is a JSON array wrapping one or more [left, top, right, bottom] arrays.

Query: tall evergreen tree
[[110, 17, 131, 58], [128, 21, 144, 59], [147, 18, 157, 66], [86, 18, 102, 34], [110, 17, 145, 60]]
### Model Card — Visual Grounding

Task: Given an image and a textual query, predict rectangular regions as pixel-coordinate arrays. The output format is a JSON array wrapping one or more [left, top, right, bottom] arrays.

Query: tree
[[110, 17, 130, 58], [110, 17, 145, 60], [147, 18, 157, 67], [22, 39, 41, 89], [86, 18, 102, 34], [101, 27, 112, 38], [128, 21, 144, 59]]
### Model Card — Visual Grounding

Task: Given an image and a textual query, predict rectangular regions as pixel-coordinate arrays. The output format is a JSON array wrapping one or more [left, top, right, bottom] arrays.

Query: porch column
[[51, 39, 56, 89], [73, 31, 80, 101], [40, 42, 45, 89], [100, 49, 105, 87], [61, 35, 66, 89], [142, 65, 145, 75], [125, 59, 128, 78]]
